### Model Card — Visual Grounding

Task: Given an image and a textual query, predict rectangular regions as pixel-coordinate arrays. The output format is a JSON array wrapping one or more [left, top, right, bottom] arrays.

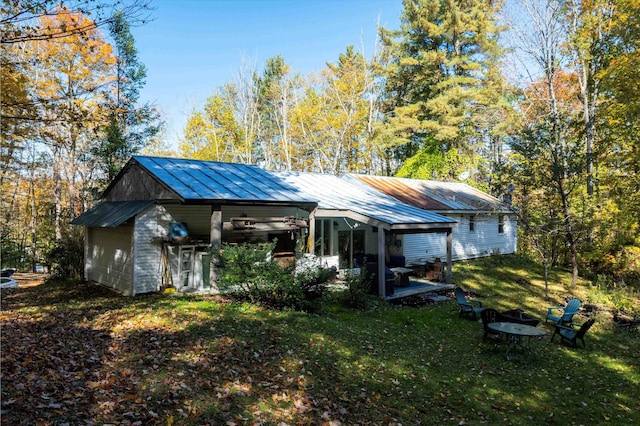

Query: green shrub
[[217, 242, 330, 312], [341, 268, 371, 309], [294, 263, 332, 307], [46, 231, 84, 280], [586, 277, 638, 314]]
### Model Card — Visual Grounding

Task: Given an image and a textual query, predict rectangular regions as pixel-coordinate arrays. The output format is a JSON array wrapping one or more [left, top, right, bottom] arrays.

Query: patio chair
[[545, 298, 581, 325], [550, 318, 595, 348], [480, 308, 504, 340], [454, 286, 484, 320]]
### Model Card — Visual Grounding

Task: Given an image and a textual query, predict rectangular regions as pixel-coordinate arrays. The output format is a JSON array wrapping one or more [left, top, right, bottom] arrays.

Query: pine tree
[[95, 11, 161, 183], [379, 0, 507, 181]]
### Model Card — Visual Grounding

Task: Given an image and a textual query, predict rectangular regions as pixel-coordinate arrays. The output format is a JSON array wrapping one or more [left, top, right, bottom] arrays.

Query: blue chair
[[546, 298, 581, 325], [551, 318, 596, 348], [455, 286, 483, 320]]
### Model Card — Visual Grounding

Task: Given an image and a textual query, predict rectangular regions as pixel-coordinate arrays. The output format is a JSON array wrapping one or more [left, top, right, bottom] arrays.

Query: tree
[[1, 0, 152, 44], [564, 0, 616, 197], [255, 55, 302, 171], [378, 0, 507, 181], [292, 46, 380, 174], [92, 10, 162, 185], [0, 42, 33, 187], [180, 87, 243, 162], [31, 10, 116, 239], [589, 0, 640, 284], [599, 0, 640, 217], [505, 0, 586, 287]]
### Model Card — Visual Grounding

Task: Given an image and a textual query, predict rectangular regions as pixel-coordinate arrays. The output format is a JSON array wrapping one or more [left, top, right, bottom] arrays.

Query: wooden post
[[378, 228, 386, 298], [210, 206, 222, 289], [446, 229, 453, 284], [308, 210, 316, 254]]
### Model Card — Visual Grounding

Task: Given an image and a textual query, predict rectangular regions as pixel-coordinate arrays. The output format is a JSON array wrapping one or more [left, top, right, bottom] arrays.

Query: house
[[71, 156, 515, 298], [71, 156, 315, 295], [352, 175, 518, 265], [72, 156, 460, 297]]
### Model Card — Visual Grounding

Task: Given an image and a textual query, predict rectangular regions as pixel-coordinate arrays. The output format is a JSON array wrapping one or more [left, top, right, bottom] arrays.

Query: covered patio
[[276, 172, 458, 298]]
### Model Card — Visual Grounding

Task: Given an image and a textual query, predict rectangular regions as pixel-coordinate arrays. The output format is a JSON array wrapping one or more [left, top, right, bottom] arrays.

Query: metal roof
[[352, 174, 513, 213], [132, 156, 316, 205], [70, 200, 155, 227], [275, 171, 456, 228]]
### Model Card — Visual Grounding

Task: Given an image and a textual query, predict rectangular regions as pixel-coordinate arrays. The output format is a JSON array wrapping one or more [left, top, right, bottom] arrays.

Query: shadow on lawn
[[2, 279, 639, 424], [0, 281, 169, 424]]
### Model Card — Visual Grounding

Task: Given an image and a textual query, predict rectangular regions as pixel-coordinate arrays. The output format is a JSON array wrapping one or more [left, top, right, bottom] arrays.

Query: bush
[[217, 243, 330, 312], [341, 268, 371, 310], [46, 231, 84, 280]]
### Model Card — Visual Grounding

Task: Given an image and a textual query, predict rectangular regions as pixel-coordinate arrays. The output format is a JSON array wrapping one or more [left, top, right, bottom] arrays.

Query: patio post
[[210, 206, 222, 288], [378, 227, 386, 297], [308, 210, 316, 254], [446, 229, 452, 284]]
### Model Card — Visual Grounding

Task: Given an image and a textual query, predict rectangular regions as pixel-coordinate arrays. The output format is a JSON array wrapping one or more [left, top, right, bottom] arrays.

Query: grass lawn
[[1, 256, 639, 425]]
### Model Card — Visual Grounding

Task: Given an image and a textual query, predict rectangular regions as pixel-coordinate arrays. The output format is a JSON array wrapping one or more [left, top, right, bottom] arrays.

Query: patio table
[[488, 322, 547, 359]]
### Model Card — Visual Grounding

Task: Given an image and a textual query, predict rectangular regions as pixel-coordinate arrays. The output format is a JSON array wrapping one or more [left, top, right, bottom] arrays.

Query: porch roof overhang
[[70, 200, 155, 228], [314, 208, 455, 233]]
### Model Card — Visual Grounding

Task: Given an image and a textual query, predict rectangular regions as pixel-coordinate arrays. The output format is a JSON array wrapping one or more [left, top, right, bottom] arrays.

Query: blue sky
[[131, 0, 403, 148]]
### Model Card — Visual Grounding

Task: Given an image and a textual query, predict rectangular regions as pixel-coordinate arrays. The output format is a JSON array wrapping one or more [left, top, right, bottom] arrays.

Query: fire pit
[[500, 309, 541, 327]]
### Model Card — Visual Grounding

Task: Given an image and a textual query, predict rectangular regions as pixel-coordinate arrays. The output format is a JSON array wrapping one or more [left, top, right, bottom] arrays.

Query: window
[[498, 214, 504, 234], [469, 215, 475, 232]]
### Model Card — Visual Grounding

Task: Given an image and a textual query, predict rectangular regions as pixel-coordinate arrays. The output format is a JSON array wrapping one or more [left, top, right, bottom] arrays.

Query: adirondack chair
[[545, 298, 581, 325], [455, 286, 484, 320], [551, 318, 596, 348]]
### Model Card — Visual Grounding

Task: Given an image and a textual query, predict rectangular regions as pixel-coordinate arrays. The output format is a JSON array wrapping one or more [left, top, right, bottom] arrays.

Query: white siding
[[132, 205, 173, 295], [403, 213, 517, 265], [503, 215, 518, 254], [403, 232, 447, 266], [86, 225, 134, 294]]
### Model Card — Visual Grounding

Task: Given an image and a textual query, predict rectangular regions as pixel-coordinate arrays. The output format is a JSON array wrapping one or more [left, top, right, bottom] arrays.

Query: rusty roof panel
[[352, 174, 512, 212], [354, 175, 451, 210]]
